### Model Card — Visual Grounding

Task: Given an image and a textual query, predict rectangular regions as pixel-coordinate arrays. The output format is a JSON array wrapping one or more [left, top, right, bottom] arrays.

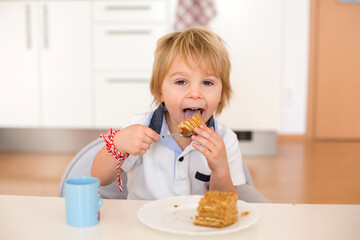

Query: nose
[[187, 84, 202, 99]]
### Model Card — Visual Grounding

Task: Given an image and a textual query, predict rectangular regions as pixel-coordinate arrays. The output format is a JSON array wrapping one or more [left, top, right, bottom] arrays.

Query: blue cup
[[65, 177, 103, 227]]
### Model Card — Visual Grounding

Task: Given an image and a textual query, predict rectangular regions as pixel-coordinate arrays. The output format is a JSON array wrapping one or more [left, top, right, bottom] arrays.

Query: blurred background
[[0, 0, 359, 204]]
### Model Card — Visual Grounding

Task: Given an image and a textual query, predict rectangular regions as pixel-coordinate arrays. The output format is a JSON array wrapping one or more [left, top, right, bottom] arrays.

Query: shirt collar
[[148, 104, 165, 134]]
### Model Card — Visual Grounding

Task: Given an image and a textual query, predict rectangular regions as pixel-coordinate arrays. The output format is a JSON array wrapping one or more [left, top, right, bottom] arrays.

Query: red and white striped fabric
[[100, 128, 129, 192], [174, 0, 217, 31]]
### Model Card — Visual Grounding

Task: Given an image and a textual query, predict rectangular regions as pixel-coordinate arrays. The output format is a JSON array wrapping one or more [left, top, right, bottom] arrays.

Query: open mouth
[[183, 108, 203, 120]]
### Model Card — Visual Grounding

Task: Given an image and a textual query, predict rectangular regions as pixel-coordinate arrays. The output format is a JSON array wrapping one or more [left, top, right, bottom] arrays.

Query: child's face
[[161, 55, 222, 130]]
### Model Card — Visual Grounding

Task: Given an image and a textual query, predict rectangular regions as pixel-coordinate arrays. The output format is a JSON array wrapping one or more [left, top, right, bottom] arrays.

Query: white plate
[[137, 195, 260, 235]]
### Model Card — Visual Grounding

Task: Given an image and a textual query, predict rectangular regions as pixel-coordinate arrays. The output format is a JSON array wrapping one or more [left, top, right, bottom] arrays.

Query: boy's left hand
[[191, 125, 228, 172]]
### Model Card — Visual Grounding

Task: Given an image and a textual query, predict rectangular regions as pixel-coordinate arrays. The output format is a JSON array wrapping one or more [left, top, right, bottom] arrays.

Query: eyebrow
[[168, 72, 187, 77], [168, 71, 218, 79]]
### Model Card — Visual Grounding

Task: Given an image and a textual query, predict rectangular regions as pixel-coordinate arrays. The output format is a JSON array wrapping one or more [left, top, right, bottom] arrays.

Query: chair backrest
[[243, 160, 254, 186], [58, 138, 254, 198], [58, 138, 128, 199]]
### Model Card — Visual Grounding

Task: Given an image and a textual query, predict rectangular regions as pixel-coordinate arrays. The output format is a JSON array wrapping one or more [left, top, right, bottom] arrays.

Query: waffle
[[178, 113, 205, 136], [194, 191, 238, 228]]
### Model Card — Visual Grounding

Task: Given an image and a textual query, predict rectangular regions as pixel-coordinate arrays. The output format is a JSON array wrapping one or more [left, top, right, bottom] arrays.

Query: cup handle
[[98, 199, 103, 208]]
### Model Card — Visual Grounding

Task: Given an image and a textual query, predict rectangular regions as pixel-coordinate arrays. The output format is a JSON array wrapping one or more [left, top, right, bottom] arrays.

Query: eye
[[202, 80, 214, 86], [175, 79, 187, 85]]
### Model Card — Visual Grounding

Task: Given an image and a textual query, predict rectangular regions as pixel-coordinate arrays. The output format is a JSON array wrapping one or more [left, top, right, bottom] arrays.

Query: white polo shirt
[[121, 105, 246, 200]]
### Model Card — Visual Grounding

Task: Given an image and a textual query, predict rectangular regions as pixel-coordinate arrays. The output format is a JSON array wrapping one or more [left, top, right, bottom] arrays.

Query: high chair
[[59, 138, 269, 202]]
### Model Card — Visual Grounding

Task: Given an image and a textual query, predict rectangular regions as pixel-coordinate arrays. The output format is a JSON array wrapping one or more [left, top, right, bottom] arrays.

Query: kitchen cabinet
[[94, 24, 166, 73], [0, 1, 92, 128], [0, 2, 40, 127], [93, 0, 168, 128], [41, 1, 92, 128], [1, 0, 280, 136]]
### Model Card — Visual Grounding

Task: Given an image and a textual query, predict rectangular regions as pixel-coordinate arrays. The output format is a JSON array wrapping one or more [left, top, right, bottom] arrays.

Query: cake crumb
[[241, 211, 250, 217]]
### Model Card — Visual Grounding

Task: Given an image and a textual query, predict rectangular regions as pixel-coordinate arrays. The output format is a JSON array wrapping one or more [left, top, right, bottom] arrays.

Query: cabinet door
[[0, 2, 40, 127], [95, 74, 153, 128], [40, 1, 92, 128], [94, 24, 167, 74], [93, 0, 167, 23]]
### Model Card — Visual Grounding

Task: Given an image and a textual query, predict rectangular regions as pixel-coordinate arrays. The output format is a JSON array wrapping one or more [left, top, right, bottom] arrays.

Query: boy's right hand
[[113, 124, 160, 156]]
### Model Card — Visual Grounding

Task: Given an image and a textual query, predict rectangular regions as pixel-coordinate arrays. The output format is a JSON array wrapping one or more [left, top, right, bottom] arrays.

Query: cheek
[[209, 89, 222, 109], [160, 85, 172, 104], [160, 84, 166, 102], [212, 87, 222, 102]]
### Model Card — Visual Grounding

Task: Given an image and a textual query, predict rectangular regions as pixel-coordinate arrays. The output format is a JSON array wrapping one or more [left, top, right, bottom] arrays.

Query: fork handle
[[159, 133, 182, 137], [159, 133, 194, 138]]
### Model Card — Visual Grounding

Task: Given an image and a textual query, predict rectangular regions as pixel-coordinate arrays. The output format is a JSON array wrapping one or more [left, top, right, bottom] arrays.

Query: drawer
[[94, 24, 167, 72], [93, 0, 167, 23], [95, 73, 154, 128]]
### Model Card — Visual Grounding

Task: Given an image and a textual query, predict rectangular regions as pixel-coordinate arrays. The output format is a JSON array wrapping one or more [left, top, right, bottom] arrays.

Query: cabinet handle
[[106, 78, 148, 83], [25, 5, 31, 49], [43, 4, 49, 49], [106, 30, 151, 35], [105, 6, 150, 11]]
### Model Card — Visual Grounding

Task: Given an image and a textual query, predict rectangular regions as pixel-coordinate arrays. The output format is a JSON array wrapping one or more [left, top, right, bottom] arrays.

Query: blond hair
[[150, 27, 232, 115]]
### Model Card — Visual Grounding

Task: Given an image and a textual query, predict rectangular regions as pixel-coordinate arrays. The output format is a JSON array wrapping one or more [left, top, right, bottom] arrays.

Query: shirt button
[[178, 156, 184, 162]]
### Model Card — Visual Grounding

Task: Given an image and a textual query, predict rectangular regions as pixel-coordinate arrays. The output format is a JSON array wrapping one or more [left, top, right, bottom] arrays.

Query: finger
[[191, 135, 217, 153], [133, 142, 150, 155], [192, 141, 209, 157], [145, 128, 160, 141], [134, 149, 146, 156], [197, 125, 224, 147], [194, 125, 216, 140], [193, 125, 218, 143], [140, 141, 151, 151], [143, 135, 154, 145]]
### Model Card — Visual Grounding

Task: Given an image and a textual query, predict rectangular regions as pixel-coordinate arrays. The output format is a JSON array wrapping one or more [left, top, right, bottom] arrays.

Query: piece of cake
[[178, 113, 205, 136], [194, 191, 238, 228]]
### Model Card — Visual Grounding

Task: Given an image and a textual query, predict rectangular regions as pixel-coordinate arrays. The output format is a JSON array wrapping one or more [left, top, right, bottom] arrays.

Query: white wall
[[280, 0, 310, 134], [169, 0, 310, 134]]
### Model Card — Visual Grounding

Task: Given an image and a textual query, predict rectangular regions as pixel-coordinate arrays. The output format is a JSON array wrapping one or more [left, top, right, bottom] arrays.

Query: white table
[[0, 195, 359, 240]]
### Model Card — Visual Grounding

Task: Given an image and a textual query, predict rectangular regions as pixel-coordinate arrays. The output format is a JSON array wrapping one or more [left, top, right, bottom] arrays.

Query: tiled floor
[[0, 139, 359, 204]]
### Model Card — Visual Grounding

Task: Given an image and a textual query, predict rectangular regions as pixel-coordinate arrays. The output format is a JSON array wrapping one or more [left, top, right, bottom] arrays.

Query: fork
[[159, 133, 195, 138]]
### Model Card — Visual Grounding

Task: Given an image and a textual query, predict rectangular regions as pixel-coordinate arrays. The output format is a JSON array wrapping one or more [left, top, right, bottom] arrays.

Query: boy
[[91, 27, 246, 200]]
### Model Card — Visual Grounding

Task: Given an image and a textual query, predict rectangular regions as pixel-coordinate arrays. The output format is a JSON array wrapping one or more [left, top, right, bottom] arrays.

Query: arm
[[91, 124, 159, 186], [191, 125, 237, 195]]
